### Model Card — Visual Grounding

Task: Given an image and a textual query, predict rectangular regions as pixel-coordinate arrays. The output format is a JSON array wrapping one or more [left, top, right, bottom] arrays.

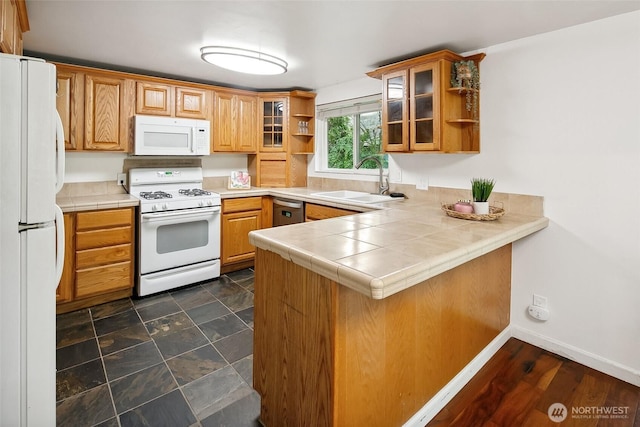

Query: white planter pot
[[473, 201, 489, 215]]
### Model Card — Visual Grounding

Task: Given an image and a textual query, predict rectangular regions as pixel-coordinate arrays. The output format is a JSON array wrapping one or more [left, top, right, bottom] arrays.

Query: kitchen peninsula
[[248, 191, 548, 427]]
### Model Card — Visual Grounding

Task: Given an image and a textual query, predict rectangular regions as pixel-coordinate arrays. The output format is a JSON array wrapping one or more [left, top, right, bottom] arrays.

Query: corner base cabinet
[[367, 49, 485, 153], [56, 207, 135, 314], [253, 244, 511, 426]]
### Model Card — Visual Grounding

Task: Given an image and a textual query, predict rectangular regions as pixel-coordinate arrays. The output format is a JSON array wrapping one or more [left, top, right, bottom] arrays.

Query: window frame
[[315, 94, 385, 175]]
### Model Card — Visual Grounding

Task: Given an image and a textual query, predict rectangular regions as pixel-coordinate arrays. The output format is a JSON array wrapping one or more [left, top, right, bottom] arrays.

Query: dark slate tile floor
[[55, 269, 260, 427]]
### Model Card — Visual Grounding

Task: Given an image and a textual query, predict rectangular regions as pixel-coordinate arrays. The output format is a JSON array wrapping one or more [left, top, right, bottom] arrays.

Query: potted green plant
[[471, 177, 495, 215], [451, 60, 480, 119]]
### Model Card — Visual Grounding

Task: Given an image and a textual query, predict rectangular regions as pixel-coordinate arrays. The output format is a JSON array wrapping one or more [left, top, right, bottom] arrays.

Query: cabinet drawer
[[75, 261, 132, 298], [223, 197, 262, 213], [305, 203, 358, 221], [76, 226, 132, 250], [77, 208, 133, 230], [76, 243, 132, 269]]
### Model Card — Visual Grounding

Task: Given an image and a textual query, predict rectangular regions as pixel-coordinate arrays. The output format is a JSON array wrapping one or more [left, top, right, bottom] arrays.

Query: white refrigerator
[[0, 53, 65, 426]]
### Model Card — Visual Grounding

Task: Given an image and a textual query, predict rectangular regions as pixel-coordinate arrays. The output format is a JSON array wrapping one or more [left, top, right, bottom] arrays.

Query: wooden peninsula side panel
[[253, 244, 512, 427]]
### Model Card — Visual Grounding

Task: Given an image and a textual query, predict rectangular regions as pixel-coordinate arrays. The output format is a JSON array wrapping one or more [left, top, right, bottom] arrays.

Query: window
[[317, 95, 387, 172]]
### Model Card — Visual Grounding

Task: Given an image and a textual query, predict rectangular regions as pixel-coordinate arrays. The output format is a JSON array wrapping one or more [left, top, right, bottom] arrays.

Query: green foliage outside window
[[327, 111, 387, 169], [327, 116, 353, 169]]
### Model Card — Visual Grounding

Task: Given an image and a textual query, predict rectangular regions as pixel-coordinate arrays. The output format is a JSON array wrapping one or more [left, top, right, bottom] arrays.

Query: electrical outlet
[[533, 294, 548, 308], [117, 173, 126, 186], [389, 167, 402, 183], [416, 175, 429, 191]]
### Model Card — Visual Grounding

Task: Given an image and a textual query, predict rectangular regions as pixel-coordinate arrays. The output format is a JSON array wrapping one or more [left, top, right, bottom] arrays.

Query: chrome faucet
[[355, 155, 389, 195]]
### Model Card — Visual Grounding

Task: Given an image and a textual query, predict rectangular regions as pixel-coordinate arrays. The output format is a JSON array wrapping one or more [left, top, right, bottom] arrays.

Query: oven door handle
[[142, 207, 220, 222]]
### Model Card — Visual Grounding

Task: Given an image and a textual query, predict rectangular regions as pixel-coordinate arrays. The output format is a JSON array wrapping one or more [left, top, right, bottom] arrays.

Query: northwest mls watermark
[[548, 403, 630, 423]]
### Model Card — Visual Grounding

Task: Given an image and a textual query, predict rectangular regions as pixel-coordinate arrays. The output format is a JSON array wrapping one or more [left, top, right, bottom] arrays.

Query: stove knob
[[198, 200, 205, 207], [152, 204, 159, 211], [162, 203, 169, 210], [207, 199, 214, 206]]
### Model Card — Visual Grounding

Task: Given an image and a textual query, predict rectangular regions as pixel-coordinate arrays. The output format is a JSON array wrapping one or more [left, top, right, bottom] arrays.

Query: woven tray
[[441, 203, 505, 221]]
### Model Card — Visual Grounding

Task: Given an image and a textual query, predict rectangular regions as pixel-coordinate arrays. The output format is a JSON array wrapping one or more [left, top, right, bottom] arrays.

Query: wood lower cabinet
[[305, 203, 358, 221], [254, 244, 511, 426], [56, 213, 75, 304], [220, 196, 272, 273], [56, 207, 135, 314], [221, 197, 262, 272]]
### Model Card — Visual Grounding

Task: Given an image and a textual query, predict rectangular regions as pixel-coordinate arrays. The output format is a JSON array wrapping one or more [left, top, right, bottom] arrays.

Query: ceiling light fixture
[[200, 46, 288, 75]]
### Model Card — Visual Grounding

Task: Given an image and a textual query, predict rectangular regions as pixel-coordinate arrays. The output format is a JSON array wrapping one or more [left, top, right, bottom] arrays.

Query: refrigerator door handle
[[54, 205, 65, 285], [55, 111, 65, 194]]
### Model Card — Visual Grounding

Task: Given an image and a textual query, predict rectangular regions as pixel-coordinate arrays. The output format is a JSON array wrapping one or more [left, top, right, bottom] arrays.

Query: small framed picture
[[228, 171, 251, 189]]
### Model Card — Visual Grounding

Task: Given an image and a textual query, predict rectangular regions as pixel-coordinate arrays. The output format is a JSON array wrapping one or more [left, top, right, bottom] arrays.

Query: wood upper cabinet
[[84, 73, 135, 151], [56, 70, 84, 150], [213, 91, 257, 152], [136, 82, 173, 116], [249, 93, 313, 188], [288, 90, 316, 154], [136, 81, 211, 119], [0, 0, 27, 55], [368, 49, 484, 153], [259, 97, 287, 152], [176, 86, 210, 119]]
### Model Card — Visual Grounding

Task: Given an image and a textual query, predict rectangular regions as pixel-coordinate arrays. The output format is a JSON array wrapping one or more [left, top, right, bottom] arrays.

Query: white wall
[[313, 11, 640, 379], [64, 152, 248, 183]]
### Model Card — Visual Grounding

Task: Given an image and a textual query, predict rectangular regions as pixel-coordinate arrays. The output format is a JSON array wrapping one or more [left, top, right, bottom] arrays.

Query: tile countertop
[[57, 193, 139, 212], [56, 185, 549, 300], [245, 188, 549, 300]]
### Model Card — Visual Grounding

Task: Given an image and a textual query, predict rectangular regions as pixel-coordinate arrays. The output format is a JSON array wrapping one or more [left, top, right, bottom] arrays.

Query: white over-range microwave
[[134, 115, 211, 156]]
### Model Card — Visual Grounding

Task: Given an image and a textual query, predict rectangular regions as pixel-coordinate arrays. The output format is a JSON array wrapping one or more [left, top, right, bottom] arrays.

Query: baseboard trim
[[511, 325, 640, 387], [404, 325, 640, 426], [402, 328, 511, 427]]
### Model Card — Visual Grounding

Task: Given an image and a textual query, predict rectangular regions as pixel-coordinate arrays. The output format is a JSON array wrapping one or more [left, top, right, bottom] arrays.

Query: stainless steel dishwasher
[[273, 198, 304, 226]]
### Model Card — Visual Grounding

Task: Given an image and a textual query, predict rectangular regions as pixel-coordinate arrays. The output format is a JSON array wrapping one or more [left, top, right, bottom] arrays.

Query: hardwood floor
[[428, 338, 639, 427]]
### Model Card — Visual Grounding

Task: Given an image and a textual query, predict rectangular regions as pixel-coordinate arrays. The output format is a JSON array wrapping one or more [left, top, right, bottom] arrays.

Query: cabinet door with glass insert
[[410, 62, 440, 151], [260, 98, 287, 152], [382, 70, 408, 152]]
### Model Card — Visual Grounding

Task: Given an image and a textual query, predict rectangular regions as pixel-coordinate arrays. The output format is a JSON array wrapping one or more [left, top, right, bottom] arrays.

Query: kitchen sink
[[311, 190, 401, 204]]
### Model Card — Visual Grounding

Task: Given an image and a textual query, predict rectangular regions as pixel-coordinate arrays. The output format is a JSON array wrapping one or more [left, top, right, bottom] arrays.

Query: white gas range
[[128, 167, 221, 296]]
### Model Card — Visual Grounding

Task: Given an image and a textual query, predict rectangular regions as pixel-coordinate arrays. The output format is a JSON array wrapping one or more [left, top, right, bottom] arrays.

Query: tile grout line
[[89, 306, 122, 427]]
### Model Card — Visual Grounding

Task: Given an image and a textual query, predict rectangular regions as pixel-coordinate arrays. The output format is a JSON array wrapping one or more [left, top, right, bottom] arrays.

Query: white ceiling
[[23, 1, 640, 91]]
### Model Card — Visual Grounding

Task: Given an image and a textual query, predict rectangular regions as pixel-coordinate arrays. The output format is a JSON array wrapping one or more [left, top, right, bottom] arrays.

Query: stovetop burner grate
[[139, 191, 173, 200], [178, 188, 212, 197]]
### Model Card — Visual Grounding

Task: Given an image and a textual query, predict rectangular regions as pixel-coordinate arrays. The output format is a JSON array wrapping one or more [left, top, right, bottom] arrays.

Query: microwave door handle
[[190, 127, 195, 153]]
